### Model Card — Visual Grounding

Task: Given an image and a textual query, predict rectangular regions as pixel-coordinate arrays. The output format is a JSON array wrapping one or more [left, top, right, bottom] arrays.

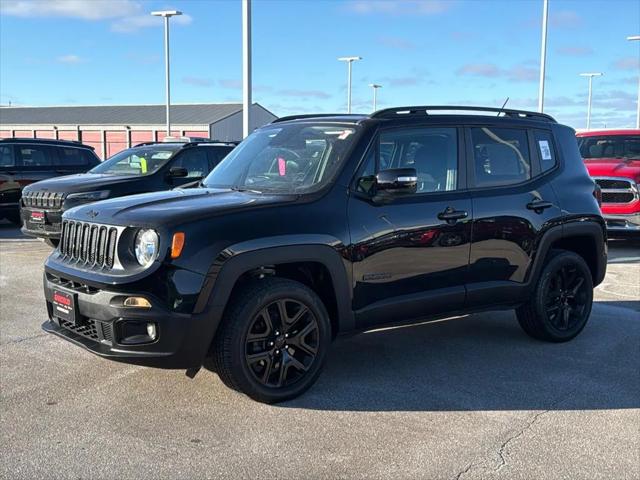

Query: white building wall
[[209, 104, 277, 141]]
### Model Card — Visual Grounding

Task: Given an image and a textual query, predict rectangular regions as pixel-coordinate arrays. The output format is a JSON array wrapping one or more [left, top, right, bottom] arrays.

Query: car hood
[[584, 158, 640, 183], [23, 173, 143, 194], [65, 188, 297, 227]]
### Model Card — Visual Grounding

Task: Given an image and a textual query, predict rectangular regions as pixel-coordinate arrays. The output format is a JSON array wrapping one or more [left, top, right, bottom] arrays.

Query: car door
[[466, 125, 562, 307], [167, 148, 210, 187], [348, 125, 472, 329]]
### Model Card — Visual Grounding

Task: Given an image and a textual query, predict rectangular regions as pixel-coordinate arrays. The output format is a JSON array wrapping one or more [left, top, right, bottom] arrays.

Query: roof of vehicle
[[271, 105, 557, 126], [576, 129, 640, 137], [132, 140, 238, 148], [0, 137, 95, 149]]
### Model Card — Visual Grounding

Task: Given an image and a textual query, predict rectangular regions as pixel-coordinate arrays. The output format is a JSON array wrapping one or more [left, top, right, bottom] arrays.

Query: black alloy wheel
[[516, 250, 594, 342], [543, 264, 589, 331], [244, 299, 320, 388]]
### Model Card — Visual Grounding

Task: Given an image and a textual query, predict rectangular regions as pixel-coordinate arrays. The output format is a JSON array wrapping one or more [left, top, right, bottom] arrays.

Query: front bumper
[[20, 207, 63, 239], [603, 212, 640, 232], [42, 271, 223, 369]]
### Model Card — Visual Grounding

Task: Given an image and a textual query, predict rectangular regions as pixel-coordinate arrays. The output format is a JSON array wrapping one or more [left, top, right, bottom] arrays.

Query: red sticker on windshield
[[278, 157, 286, 176]]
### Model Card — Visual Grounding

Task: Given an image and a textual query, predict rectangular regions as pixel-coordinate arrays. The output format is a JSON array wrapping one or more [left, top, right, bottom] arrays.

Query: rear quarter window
[[533, 130, 558, 173]]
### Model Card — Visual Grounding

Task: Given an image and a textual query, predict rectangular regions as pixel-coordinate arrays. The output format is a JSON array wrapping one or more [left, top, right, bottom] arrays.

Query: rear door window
[[470, 127, 531, 187], [55, 147, 92, 167], [0, 145, 14, 167], [206, 146, 233, 170], [16, 144, 54, 168]]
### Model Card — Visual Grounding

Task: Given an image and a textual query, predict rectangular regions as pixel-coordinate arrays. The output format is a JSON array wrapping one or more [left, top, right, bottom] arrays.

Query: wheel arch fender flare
[[195, 235, 355, 333]]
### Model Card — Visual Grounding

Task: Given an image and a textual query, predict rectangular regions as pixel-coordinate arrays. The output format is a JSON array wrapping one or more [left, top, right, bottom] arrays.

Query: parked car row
[[34, 106, 608, 403], [0, 137, 236, 245]]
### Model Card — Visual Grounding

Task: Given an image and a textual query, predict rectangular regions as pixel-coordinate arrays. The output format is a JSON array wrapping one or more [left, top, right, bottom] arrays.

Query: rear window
[[578, 135, 640, 160]]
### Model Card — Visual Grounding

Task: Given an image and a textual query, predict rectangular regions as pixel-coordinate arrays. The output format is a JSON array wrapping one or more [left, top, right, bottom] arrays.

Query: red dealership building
[[0, 103, 276, 159]]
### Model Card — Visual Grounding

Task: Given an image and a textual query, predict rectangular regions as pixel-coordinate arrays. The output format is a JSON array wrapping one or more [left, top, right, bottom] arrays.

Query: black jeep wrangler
[[42, 106, 607, 403]]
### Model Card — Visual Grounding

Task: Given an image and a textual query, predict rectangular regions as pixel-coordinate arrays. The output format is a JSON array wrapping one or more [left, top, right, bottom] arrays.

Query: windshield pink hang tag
[[278, 157, 286, 176]]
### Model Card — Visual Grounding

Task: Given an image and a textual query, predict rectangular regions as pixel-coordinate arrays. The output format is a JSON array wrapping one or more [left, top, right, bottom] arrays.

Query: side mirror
[[168, 166, 188, 178], [375, 168, 417, 195]]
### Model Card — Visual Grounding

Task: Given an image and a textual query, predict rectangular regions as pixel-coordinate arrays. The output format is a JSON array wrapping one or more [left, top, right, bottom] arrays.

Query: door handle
[[438, 207, 468, 224], [526, 200, 554, 212]]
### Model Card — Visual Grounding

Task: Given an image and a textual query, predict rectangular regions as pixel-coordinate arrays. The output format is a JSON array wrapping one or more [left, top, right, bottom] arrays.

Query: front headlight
[[66, 190, 110, 202], [134, 229, 159, 268]]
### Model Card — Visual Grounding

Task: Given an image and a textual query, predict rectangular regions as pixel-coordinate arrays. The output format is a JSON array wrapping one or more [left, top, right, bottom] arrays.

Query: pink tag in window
[[278, 157, 286, 176]]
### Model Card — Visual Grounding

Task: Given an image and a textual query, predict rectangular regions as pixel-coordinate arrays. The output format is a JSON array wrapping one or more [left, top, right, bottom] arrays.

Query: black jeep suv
[[21, 139, 235, 246], [0, 138, 100, 225], [41, 106, 607, 403]]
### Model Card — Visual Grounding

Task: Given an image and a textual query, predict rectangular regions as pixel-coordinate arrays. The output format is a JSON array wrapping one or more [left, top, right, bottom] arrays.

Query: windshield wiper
[[229, 185, 263, 194]]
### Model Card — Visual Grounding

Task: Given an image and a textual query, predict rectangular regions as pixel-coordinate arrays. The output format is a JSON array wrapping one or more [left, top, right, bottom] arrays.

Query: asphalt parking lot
[[1, 221, 638, 480]]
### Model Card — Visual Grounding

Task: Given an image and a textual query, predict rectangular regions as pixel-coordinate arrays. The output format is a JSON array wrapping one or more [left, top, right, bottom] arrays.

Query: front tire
[[212, 277, 332, 403], [516, 250, 593, 342]]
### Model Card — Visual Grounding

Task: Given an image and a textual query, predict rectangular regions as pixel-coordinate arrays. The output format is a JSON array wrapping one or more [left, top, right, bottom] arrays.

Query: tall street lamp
[[627, 35, 640, 129], [338, 56, 362, 113], [580, 72, 603, 130], [537, 0, 549, 113], [369, 84, 382, 111], [242, 0, 252, 138], [151, 10, 182, 136]]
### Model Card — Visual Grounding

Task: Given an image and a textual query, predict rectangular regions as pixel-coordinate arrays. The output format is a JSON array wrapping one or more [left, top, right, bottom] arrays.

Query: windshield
[[578, 135, 640, 160], [202, 123, 360, 193], [90, 145, 182, 176]]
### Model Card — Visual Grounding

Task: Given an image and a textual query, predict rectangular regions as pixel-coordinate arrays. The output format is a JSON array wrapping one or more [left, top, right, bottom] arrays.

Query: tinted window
[[206, 146, 233, 169], [0, 145, 14, 167], [17, 145, 53, 167], [534, 130, 557, 172], [172, 149, 209, 178], [90, 145, 181, 176], [578, 135, 640, 160], [357, 127, 458, 195], [471, 127, 531, 187], [56, 147, 92, 167]]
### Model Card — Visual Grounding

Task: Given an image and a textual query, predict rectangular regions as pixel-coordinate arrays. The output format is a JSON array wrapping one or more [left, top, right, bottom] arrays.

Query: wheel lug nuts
[[285, 333, 289, 338], [268, 342, 274, 346], [275, 350, 280, 354]]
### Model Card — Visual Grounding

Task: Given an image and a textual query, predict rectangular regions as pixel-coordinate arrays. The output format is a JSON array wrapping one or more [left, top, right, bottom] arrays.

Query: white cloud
[[0, 0, 141, 20], [111, 13, 193, 33], [56, 54, 83, 64]]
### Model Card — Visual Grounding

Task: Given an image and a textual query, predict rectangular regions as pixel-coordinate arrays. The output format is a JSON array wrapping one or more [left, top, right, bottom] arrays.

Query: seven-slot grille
[[59, 220, 118, 269], [22, 191, 65, 209], [594, 177, 639, 205]]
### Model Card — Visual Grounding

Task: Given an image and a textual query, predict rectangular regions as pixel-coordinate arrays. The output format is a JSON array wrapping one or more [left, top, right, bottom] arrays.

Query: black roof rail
[[0, 137, 94, 148], [370, 105, 557, 123], [271, 113, 363, 123], [133, 140, 239, 148]]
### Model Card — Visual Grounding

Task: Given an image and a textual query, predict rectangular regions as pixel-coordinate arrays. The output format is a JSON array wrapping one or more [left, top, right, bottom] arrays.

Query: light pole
[[580, 72, 603, 130], [151, 10, 182, 136], [242, 0, 252, 138], [627, 35, 640, 128], [338, 56, 362, 113], [538, 0, 549, 112], [369, 84, 382, 111]]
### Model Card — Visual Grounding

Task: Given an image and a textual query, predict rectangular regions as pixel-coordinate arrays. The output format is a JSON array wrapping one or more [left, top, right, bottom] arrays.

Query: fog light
[[123, 296, 152, 308], [146, 323, 157, 341]]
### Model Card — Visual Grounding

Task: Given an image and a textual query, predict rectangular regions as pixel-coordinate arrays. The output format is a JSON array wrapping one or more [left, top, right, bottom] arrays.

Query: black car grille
[[59, 220, 118, 269], [594, 177, 638, 205], [22, 190, 65, 209], [602, 192, 636, 204]]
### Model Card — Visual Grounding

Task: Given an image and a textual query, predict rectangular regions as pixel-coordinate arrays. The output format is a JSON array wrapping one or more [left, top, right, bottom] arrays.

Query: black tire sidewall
[[227, 279, 331, 403], [533, 252, 594, 341]]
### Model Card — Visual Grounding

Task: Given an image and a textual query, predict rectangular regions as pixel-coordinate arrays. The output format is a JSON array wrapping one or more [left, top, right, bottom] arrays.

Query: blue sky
[[1, 0, 639, 129]]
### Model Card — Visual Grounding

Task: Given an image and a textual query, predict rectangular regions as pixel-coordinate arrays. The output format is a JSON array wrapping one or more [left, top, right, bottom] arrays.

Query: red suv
[[577, 129, 640, 234]]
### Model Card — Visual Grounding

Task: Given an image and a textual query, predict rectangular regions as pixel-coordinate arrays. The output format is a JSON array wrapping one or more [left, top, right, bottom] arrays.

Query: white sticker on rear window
[[539, 140, 552, 160]]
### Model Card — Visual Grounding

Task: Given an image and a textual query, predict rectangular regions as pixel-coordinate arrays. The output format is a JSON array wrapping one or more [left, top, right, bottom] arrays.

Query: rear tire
[[44, 238, 60, 248], [516, 250, 593, 342], [212, 277, 332, 403]]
